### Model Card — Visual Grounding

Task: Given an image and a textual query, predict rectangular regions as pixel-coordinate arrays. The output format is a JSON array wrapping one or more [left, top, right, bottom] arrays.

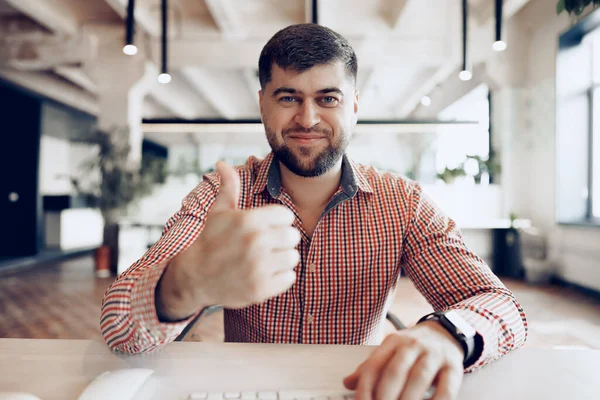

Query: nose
[[293, 100, 321, 129]]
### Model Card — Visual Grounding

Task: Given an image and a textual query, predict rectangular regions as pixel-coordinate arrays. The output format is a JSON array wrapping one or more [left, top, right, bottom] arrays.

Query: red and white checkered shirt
[[101, 153, 527, 372]]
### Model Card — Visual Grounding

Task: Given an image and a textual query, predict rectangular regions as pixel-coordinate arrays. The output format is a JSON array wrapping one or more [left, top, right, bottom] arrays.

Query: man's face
[[259, 62, 359, 177]]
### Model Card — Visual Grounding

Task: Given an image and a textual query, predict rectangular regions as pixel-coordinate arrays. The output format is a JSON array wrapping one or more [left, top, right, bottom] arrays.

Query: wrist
[[156, 257, 210, 322], [417, 310, 481, 368], [417, 320, 464, 359]]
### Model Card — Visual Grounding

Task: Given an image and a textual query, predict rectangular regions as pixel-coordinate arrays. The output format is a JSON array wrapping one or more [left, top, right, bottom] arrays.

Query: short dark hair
[[258, 24, 358, 89]]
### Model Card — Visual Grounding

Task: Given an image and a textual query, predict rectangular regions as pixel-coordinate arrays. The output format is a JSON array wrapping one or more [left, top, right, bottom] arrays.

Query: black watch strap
[[417, 310, 482, 369]]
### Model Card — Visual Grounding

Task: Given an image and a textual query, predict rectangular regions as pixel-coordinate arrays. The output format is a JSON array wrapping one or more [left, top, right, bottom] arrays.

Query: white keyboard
[[187, 391, 355, 400], [186, 388, 435, 400]]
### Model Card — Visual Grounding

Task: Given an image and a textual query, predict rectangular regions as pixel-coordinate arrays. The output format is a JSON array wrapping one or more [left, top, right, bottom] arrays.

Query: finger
[[353, 336, 401, 400], [373, 347, 420, 400], [399, 353, 442, 400], [343, 369, 360, 390], [264, 226, 302, 251], [243, 205, 296, 227], [431, 366, 463, 400], [267, 249, 301, 274], [262, 270, 297, 299], [212, 161, 240, 212]]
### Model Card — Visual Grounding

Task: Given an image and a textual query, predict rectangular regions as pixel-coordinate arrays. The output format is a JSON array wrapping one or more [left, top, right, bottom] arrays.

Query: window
[[556, 14, 600, 226], [435, 84, 491, 185], [588, 28, 599, 220], [592, 85, 599, 218]]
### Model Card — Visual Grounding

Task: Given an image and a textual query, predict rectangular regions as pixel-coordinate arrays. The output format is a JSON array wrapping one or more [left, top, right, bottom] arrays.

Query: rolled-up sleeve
[[100, 176, 219, 353], [400, 182, 528, 372]]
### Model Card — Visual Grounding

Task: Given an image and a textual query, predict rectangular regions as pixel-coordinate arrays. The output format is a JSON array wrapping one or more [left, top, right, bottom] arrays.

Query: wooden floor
[[1, 255, 600, 350]]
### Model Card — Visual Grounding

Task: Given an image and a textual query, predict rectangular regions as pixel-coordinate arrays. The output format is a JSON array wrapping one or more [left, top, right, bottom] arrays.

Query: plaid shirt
[[101, 153, 527, 372]]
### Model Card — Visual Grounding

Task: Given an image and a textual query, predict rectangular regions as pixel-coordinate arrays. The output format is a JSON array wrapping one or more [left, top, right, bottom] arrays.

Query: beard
[[265, 124, 349, 177]]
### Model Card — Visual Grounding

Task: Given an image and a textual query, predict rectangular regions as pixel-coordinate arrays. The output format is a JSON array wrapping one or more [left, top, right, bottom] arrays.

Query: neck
[[279, 157, 344, 211]]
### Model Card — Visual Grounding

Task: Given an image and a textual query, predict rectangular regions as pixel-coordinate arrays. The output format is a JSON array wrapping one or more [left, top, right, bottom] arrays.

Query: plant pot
[[95, 245, 111, 278]]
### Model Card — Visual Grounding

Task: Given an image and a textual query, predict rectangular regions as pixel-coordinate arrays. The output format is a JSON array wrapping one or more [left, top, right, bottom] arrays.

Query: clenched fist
[[156, 161, 301, 320]]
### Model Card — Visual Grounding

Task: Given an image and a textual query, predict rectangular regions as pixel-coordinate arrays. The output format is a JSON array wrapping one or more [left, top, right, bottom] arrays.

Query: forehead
[[267, 62, 353, 93]]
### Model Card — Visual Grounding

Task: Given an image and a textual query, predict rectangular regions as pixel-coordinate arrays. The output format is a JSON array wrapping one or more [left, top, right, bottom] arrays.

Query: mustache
[[282, 126, 332, 136]]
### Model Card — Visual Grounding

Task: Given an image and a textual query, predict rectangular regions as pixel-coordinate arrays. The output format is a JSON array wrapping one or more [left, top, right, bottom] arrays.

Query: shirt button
[[308, 263, 316, 273], [307, 314, 314, 324]]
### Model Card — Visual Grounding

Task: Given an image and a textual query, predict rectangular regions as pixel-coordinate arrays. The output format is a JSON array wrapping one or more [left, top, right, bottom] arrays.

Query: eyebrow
[[272, 87, 344, 97]]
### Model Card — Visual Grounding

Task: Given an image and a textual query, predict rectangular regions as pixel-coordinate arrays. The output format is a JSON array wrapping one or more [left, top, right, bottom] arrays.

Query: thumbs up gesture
[[162, 161, 301, 316]]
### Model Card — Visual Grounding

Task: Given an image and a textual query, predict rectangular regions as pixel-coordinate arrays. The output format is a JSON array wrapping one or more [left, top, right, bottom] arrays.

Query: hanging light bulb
[[123, 0, 137, 55], [493, 0, 507, 51], [159, 0, 170, 83], [421, 95, 432, 107], [459, 70, 473, 81], [459, 0, 472, 80], [158, 73, 172, 84], [123, 44, 138, 55]]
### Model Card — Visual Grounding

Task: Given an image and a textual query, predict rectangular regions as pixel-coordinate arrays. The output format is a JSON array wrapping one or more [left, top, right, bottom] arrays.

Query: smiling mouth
[[288, 137, 325, 147]]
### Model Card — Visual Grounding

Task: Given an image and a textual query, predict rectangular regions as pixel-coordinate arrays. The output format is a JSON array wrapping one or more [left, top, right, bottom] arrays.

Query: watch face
[[444, 310, 476, 338]]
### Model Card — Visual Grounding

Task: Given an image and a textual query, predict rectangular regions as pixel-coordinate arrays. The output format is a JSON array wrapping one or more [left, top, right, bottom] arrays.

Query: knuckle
[[286, 250, 300, 267], [242, 231, 262, 249], [383, 361, 405, 380], [417, 359, 439, 380]]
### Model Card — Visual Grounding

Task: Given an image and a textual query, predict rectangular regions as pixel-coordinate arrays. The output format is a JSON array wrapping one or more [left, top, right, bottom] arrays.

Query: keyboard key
[[187, 393, 207, 400], [258, 391, 278, 400], [208, 393, 224, 400], [225, 393, 241, 399], [241, 393, 257, 400]]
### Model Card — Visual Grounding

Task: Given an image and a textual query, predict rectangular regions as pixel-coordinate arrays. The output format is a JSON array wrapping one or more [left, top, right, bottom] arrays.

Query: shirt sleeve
[[399, 181, 528, 372], [100, 175, 219, 354]]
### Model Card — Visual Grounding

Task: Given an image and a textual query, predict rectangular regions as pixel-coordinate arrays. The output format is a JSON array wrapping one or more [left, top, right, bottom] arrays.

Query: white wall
[[39, 136, 72, 195], [39, 135, 98, 196], [501, 0, 600, 290]]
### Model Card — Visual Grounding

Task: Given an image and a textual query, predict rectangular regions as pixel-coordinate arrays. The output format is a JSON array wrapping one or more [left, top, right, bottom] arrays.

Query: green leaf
[[557, 0, 565, 14]]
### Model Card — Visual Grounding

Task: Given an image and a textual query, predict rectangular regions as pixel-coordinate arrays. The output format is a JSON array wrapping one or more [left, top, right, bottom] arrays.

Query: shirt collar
[[252, 152, 373, 197]]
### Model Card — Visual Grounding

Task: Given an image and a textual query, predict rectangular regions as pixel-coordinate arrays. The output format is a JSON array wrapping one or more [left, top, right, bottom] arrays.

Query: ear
[[259, 89, 264, 121], [352, 89, 359, 126]]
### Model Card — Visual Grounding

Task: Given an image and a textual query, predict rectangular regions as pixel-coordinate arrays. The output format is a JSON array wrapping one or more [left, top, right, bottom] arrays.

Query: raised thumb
[[212, 161, 240, 212]]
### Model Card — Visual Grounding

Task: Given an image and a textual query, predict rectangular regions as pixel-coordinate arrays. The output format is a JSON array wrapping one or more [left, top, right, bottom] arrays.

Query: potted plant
[[76, 127, 167, 276], [436, 165, 467, 184], [466, 154, 502, 184], [556, 0, 600, 16]]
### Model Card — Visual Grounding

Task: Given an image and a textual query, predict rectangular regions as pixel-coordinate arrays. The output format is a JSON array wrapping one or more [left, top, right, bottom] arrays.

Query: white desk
[[0, 339, 598, 400]]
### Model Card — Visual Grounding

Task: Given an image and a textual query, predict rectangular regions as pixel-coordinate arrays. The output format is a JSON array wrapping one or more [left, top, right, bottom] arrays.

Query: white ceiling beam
[[180, 68, 237, 119], [472, 0, 531, 26], [397, 64, 457, 118], [0, 35, 93, 71], [0, 69, 98, 115], [204, 0, 245, 39], [104, 0, 160, 36], [164, 38, 446, 69], [409, 63, 488, 119], [148, 84, 200, 120], [54, 66, 97, 94], [0, 16, 49, 38], [380, 0, 410, 29], [4, 0, 78, 36], [305, 0, 312, 23], [143, 96, 172, 119]]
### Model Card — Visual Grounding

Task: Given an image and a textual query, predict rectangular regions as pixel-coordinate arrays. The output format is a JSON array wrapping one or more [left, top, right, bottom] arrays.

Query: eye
[[319, 96, 339, 106], [279, 96, 297, 103]]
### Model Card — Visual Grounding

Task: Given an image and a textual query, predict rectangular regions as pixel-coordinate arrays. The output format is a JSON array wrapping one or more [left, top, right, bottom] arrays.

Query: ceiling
[[0, 0, 532, 125]]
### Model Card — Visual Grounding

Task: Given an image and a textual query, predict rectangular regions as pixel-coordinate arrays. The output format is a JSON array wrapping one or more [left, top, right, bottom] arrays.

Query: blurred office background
[[0, 0, 599, 347]]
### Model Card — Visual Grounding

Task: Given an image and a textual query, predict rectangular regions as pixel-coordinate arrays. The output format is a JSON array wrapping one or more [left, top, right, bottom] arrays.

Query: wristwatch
[[417, 310, 482, 369]]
